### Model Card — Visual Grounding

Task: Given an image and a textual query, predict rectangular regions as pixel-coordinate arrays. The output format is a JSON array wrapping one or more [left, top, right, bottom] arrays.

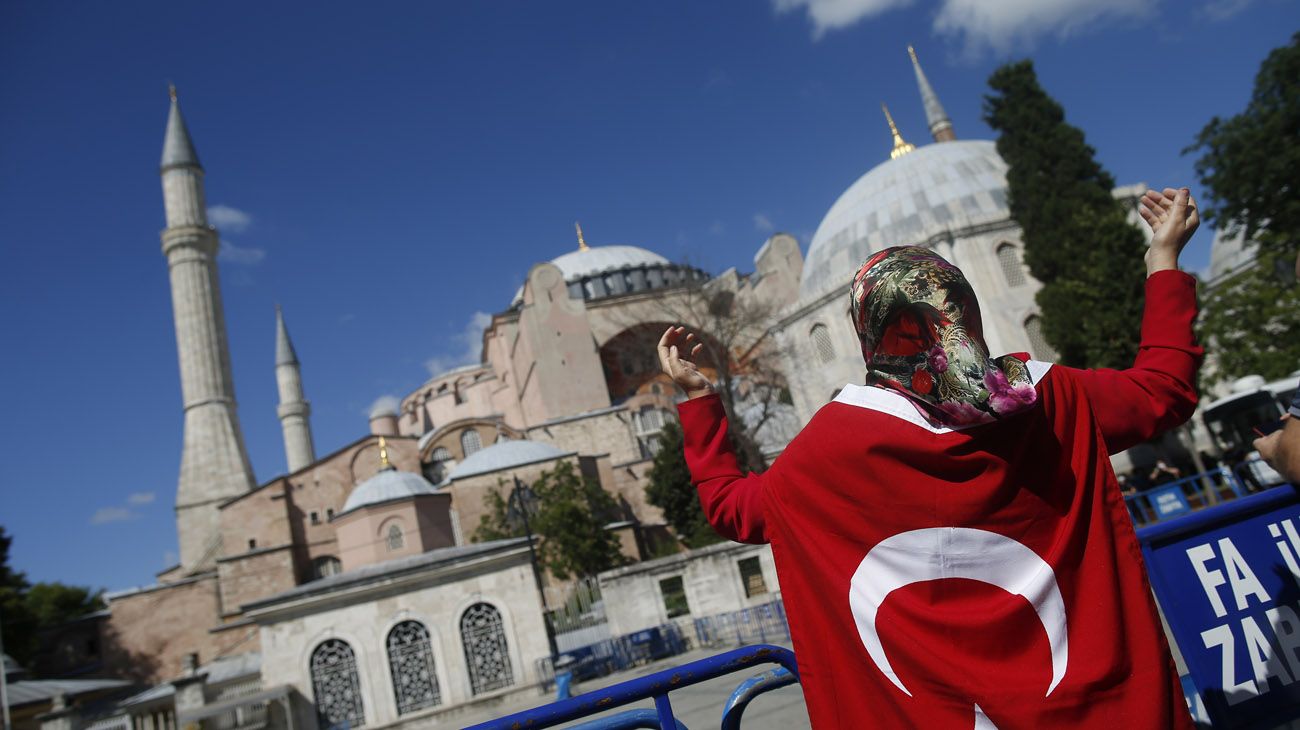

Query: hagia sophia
[[24, 47, 1156, 730]]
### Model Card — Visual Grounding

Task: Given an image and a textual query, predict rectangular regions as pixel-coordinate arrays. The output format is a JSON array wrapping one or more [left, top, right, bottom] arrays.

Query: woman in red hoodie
[[657, 188, 1202, 728]]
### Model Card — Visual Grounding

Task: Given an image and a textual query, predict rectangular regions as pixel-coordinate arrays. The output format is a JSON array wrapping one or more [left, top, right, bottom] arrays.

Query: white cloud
[[754, 213, 775, 232], [207, 204, 252, 232], [367, 394, 401, 418], [127, 491, 156, 505], [90, 507, 135, 525], [1200, 0, 1252, 20], [774, 0, 914, 38], [933, 0, 1150, 55], [218, 240, 267, 265], [425, 311, 493, 376], [774, 0, 1152, 52], [708, 220, 726, 236]]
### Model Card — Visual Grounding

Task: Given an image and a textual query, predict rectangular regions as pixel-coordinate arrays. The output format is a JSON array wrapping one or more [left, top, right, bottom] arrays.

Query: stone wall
[[598, 541, 780, 637], [254, 549, 548, 728], [216, 546, 298, 617]]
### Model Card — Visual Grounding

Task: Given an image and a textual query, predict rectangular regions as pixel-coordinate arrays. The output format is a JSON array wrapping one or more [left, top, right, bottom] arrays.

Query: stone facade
[[598, 541, 781, 638], [248, 542, 549, 729]]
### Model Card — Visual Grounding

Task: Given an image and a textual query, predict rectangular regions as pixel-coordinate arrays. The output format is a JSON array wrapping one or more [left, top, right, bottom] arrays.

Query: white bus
[[1202, 372, 1298, 486]]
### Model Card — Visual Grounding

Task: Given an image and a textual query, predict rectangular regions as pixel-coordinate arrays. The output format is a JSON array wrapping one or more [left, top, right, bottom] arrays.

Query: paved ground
[[453, 645, 811, 728]]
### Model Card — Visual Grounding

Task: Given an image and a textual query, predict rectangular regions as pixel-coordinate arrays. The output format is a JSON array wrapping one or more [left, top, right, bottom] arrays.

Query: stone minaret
[[275, 305, 316, 472], [160, 87, 257, 572], [907, 45, 955, 143]]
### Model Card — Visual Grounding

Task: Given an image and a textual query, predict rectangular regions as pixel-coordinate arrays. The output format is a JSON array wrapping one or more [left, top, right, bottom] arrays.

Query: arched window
[[430, 447, 451, 463], [386, 524, 404, 551], [810, 324, 835, 364], [460, 429, 482, 457], [997, 243, 1026, 287], [310, 639, 365, 729], [311, 556, 342, 580], [461, 603, 514, 695], [1024, 315, 1057, 361], [387, 621, 440, 714]]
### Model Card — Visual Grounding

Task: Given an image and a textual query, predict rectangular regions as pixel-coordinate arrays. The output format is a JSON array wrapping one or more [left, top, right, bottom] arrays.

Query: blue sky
[[1, 1, 1295, 591]]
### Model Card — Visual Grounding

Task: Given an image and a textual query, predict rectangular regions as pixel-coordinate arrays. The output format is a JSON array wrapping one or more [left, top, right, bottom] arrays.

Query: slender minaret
[[160, 86, 256, 572], [907, 45, 956, 143], [275, 305, 316, 472]]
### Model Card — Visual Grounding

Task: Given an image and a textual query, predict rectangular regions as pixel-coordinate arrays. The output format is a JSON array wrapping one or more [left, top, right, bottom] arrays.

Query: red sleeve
[[1069, 270, 1203, 453], [676, 394, 769, 544]]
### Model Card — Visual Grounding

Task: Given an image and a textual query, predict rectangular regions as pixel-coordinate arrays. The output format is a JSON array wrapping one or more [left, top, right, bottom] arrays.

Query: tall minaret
[[275, 305, 316, 472], [160, 86, 256, 572], [907, 45, 955, 143]]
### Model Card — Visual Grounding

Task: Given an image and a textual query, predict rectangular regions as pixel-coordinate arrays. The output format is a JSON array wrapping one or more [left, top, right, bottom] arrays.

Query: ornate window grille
[[460, 603, 514, 695], [386, 524, 404, 551], [387, 621, 441, 715], [461, 429, 482, 457], [310, 639, 365, 729], [997, 243, 1027, 287], [810, 324, 835, 364]]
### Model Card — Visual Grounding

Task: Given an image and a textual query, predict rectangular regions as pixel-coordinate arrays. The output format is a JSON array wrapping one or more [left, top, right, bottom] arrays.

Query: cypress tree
[[984, 61, 1148, 369]]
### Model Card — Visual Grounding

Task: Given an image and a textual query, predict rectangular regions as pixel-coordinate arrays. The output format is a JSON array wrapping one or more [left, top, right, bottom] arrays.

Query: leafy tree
[[984, 60, 1148, 369], [1187, 34, 1300, 385], [0, 526, 106, 668], [472, 461, 627, 580], [1198, 239, 1300, 384], [644, 421, 723, 549]]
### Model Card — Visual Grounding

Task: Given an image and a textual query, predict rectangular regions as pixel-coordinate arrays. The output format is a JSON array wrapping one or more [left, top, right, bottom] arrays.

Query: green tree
[[644, 421, 723, 549], [472, 461, 626, 580], [0, 527, 105, 668], [1187, 34, 1300, 385], [984, 60, 1148, 369]]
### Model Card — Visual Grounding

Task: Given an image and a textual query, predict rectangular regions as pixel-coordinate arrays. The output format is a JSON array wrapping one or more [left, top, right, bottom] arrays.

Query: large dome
[[800, 140, 1011, 301], [341, 468, 439, 515], [513, 244, 704, 305], [447, 439, 571, 481]]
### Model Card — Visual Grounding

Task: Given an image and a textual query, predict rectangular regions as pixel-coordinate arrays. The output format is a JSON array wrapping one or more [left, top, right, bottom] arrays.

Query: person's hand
[[1254, 414, 1291, 468], [1139, 187, 1200, 276], [657, 326, 714, 399]]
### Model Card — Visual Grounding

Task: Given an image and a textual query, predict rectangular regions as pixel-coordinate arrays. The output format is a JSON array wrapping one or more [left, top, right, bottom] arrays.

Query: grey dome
[[513, 245, 705, 305], [341, 468, 438, 514], [447, 439, 570, 480], [800, 140, 1011, 301]]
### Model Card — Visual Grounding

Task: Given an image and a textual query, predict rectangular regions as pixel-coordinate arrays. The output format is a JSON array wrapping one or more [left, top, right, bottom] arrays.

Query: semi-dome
[[800, 140, 1011, 301], [341, 468, 439, 514], [447, 439, 571, 481]]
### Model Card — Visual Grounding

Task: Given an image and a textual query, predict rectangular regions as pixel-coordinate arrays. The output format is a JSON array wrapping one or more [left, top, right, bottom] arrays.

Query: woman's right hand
[[657, 326, 715, 399]]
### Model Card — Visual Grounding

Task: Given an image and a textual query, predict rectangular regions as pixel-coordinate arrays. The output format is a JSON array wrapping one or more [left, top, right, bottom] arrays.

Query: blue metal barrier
[[693, 599, 790, 647], [720, 667, 798, 730], [463, 644, 800, 730], [1124, 466, 1250, 525]]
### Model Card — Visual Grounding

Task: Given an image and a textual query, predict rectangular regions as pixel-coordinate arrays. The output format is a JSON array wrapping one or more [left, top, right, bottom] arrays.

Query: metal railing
[[693, 599, 789, 648], [1123, 459, 1288, 526], [466, 644, 800, 730]]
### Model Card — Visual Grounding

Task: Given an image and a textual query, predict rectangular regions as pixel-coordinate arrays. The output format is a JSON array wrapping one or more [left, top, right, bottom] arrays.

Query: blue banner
[[1139, 485, 1300, 729]]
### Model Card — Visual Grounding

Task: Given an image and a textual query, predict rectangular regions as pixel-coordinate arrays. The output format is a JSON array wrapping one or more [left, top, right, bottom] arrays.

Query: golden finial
[[882, 103, 915, 160], [575, 221, 589, 252], [378, 436, 390, 469], [168, 83, 178, 102]]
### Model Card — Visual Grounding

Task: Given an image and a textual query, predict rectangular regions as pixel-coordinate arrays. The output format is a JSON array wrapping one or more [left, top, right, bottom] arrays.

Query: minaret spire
[[159, 90, 257, 572], [275, 305, 316, 473], [908, 45, 955, 143], [881, 103, 915, 160]]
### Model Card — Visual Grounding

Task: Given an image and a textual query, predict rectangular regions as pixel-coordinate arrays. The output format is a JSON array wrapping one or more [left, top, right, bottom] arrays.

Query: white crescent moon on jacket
[[848, 527, 1069, 698]]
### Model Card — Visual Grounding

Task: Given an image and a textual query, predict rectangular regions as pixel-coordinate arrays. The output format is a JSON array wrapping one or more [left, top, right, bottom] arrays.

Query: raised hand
[[1138, 187, 1200, 275], [657, 326, 714, 399]]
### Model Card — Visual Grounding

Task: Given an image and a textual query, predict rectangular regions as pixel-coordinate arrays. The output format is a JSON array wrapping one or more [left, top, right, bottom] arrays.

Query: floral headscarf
[[849, 246, 1037, 426]]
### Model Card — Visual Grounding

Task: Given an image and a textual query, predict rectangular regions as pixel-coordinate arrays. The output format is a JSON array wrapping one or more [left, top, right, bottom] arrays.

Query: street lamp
[[508, 476, 559, 658]]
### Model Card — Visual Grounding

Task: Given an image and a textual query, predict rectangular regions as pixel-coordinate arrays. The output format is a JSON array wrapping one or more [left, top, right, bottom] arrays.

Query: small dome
[[800, 140, 1011, 301], [447, 439, 570, 481], [341, 468, 438, 514]]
